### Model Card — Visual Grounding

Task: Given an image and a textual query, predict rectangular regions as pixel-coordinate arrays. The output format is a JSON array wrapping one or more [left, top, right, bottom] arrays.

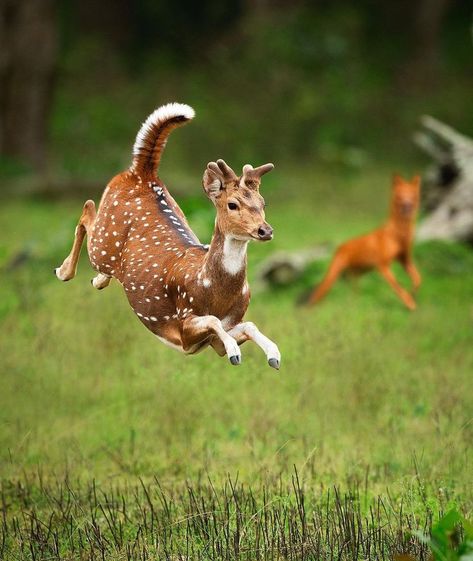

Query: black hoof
[[268, 358, 280, 370], [229, 355, 241, 366]]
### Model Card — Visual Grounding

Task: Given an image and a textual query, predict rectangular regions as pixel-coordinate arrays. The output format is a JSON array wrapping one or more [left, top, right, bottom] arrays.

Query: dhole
[[307, 174, 421, 310]]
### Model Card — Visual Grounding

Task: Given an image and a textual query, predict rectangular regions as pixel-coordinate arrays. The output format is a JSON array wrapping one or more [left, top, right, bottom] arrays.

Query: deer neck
[[203, 226, 248, 282]]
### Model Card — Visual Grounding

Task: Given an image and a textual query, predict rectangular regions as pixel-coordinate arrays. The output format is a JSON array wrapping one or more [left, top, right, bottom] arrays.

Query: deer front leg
[[181, 315, 242, 365], [377, 265, 416, 310], [228, 322, 281, 370], [55, 200, 96, 281]]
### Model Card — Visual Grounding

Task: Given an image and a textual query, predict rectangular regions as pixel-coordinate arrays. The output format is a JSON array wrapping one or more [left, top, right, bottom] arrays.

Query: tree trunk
[[0, 0, 58, 171], [399, 0, 452, 87], [414, 116, 473, 244]]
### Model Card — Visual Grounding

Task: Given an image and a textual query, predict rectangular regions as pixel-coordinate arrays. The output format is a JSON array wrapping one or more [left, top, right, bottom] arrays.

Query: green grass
[[0, 169, 472, 559]]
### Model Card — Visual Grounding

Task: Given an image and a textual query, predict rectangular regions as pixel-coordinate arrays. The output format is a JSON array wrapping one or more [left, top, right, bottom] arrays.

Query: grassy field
[[0, 167, 472, 559]]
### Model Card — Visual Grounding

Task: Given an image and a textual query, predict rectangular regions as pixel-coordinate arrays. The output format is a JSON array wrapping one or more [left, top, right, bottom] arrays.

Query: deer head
[[391, 174, 421, 219], [203, 159, 274, 241]]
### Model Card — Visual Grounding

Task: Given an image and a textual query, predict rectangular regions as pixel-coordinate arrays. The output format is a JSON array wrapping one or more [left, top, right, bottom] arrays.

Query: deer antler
[[206, 160, 237, 183], [214, 159, 237, 180], [242, 163, 274, 183]]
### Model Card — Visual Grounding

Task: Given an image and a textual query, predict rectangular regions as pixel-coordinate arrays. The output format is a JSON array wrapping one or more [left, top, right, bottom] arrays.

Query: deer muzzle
[[257, 223, 273, 241]]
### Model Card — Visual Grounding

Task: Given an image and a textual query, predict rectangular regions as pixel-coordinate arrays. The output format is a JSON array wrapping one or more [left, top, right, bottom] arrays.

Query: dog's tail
[[131, 102, 195, 178]]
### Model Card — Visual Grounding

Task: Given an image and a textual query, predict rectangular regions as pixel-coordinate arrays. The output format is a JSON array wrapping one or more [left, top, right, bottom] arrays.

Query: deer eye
[[228, 202, 239, 210]]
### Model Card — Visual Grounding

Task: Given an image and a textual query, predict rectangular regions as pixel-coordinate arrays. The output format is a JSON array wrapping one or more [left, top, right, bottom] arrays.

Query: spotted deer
[[55, 103, 281, 368]]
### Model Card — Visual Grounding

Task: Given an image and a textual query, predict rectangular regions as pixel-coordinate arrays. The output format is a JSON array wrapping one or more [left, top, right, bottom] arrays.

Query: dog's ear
[[392, 173, 404, 186], [411, 174, 421, 189]]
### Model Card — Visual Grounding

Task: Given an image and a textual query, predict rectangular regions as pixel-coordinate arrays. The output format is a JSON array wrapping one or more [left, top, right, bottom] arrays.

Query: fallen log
[[255, 245, 330, 289], [414, 115, 473, 243]]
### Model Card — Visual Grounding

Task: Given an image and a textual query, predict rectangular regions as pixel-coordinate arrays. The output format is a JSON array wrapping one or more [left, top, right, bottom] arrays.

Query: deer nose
[[258, 223, 273, 241]]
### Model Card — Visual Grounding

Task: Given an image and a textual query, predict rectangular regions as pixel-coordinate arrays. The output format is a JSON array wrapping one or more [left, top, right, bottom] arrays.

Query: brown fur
[[55, 103, 281, 368], [308, 174, 422, 310]]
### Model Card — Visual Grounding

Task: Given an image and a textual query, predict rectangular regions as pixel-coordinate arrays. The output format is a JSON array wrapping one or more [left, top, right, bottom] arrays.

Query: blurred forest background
[[1, 0, 472, 187], [1, 2, 472, 559]]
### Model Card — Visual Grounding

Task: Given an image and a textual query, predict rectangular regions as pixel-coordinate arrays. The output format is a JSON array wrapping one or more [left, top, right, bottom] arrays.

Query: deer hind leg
[[307, 251, 347, 305], [91, 273, 111, 290], [54, 200, 96, 282], [377, 264, 416, 310], [228, 322, 281, 370], [181, 315, 242, 365]]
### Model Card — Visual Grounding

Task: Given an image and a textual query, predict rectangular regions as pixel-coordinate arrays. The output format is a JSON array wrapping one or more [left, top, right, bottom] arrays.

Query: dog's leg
[[377, 265, 416, 310], [307, 252, 346, 305], [55, 200, 96, 281], [403, 259, 422, 291]]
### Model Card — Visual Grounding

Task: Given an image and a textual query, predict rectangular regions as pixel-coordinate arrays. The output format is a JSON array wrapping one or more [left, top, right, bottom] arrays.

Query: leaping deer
[[54, 103, 281, 368]]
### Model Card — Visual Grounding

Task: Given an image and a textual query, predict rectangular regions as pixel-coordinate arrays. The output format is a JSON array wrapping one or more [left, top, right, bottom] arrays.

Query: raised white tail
[[131, 102, 195, 178]]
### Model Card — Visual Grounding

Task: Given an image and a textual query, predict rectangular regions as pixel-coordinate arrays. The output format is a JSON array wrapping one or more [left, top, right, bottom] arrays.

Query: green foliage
[[31, 2, 471, 184], [417, 242, 473, 277], [413, 510, 473, 561]]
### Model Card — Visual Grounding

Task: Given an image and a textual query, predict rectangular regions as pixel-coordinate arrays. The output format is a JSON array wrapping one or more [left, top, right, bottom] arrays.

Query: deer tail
[[131, 102, 195, 178]]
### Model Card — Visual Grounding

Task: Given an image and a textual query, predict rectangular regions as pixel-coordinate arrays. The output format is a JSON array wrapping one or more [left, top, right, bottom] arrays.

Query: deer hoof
[[90, 279, 104, 290], [229, 355, 241, 366], [268, 358, 280, 370], [54, 268, 70, 281]]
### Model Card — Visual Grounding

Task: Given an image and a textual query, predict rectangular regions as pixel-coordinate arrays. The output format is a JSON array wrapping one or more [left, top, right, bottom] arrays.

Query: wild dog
[[307, 174, 421, 310]]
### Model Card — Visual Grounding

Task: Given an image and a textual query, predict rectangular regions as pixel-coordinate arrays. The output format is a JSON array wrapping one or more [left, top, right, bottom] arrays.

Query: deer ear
[[203, 167, 223, 202]]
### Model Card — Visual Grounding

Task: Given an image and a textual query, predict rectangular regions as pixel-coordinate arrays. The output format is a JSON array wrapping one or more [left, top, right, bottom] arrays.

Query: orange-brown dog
[[308, 174, 421, 310]]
